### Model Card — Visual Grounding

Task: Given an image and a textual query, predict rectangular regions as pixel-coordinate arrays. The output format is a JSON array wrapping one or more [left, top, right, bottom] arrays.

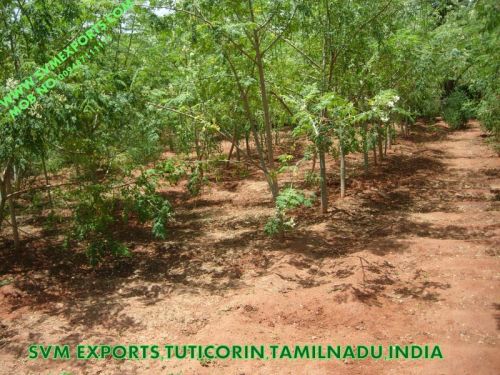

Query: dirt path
[[1, 122, 499, 375]]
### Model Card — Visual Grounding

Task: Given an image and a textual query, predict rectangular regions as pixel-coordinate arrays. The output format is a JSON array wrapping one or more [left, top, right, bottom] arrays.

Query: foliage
[[265, 188, 313, 237], [0, 278, 13, 287], [304, 171, 320, 187], [0, 0, 498, 262], [70, 185, 129, 266], [69, 167, 174, 265], [476, 93, 499, 135], [442, 89, 473, 129], [187, 164, 205, 197]]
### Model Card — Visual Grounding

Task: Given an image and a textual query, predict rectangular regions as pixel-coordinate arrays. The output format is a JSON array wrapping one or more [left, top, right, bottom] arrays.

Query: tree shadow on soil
[[494, 303, 500, 331], [0, 123, 467, 337], [268, 150, 458, 306]]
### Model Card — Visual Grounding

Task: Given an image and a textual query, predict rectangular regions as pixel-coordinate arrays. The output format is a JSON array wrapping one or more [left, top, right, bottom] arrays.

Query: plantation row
[[0, 0, 498, 263]]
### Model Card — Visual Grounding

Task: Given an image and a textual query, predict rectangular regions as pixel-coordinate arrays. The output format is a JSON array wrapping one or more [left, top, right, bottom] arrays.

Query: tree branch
[[168, 6, 258, 64], [262, 7, 297, 56], [280, 37, 322, 71], [6, 182, 79, 200]]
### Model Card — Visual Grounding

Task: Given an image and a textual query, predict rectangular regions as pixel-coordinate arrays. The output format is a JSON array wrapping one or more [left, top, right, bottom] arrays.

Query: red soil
[[0, 121, 499, 374]]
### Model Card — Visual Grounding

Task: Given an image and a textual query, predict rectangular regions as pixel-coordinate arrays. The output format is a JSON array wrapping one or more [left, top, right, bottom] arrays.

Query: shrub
[[477, 93, 500, 136], [442, 89, 473, 129], [187, 164, 205, 196], [304, 171, 320, 187], [70, 186, 130, 266], [70, 168, 174, 265], [265, 188, 313, 236]]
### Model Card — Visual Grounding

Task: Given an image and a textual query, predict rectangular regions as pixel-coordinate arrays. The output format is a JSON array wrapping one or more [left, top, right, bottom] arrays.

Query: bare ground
[[0, 121, 499, 374]]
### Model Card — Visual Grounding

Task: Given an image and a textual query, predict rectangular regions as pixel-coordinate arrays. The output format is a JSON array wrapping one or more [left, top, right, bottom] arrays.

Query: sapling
[[264, 187, 313, 237]]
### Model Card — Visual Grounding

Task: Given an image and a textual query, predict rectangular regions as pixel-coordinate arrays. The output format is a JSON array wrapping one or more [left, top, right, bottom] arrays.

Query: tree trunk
[[224, 51, 278, 202], [0, 172, 7, 230], [339, 142, 346, 199], [194, 123, 201, 161], [318, 144, 328, 214], [311, 147, 317, 173], [113, 21, 123, 70], [226, 129, 237, 168], [377, 126, 384, 161], [245, 131, 250, 155], [252, 8, 275, 173], [362, 124, 369, 172], [387, 123, 393, 149], [249, 2, 279, 201], [41, 153, 54, 208], [5, 168, 20, 250], [226, 142, 235, 166], [123, 13, 136, 66], [236, 139, 241, 162], [363, 147, 369, 172]]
